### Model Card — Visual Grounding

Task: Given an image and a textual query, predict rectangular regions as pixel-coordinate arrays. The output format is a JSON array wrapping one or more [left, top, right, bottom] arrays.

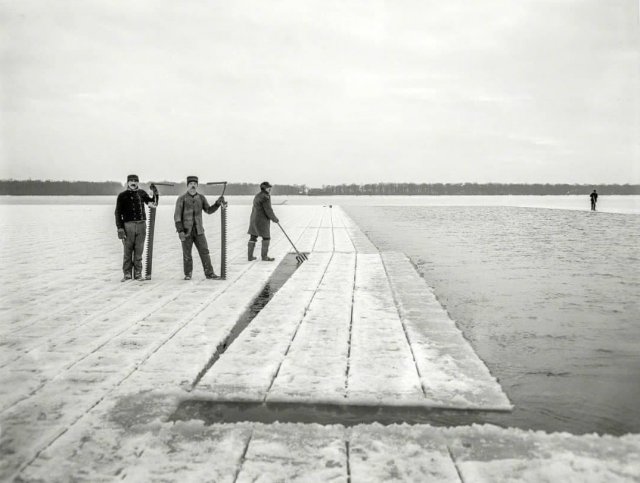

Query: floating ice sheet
[[195, 253, 333, 401], [382, 252, 512, 410], [195, 226, 510, 410], [18, 409, 640, 483]]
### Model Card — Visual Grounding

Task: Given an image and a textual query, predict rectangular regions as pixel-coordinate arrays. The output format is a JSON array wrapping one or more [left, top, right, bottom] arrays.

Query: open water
[[344, 204, 640, 436]]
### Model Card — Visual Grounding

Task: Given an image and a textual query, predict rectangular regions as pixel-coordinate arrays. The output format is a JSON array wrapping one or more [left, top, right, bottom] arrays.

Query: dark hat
[[186, 176, 199, 184], [127, 174, 139, 182], [260, 181, 273, 189]]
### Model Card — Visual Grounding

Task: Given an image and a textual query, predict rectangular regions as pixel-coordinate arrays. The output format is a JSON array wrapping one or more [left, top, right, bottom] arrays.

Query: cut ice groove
[[190, 253, 302, 389], [170, 400, 503, 427]]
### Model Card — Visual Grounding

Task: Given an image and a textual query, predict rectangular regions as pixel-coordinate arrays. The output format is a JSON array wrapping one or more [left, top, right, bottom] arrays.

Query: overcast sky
[[1, 0, 638, 186]]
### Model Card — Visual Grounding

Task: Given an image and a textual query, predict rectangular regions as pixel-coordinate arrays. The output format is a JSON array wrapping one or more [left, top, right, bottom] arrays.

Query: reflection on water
[[346, 205, 640, 436]]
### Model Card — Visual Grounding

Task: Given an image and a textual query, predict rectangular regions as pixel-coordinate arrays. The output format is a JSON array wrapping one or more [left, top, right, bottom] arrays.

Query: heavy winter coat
[[115, 189, 156, 229], [248, 190, 278, 238], [174, 192, 220, 236]]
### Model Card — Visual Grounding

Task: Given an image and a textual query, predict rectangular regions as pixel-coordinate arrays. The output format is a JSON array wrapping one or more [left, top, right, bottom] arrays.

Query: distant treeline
[[0, 180, 124, 195], [124, 182, 307, 196], [308, 183, 640, 195], [1, 180, 639, 196], [0, 180, 306, 196]]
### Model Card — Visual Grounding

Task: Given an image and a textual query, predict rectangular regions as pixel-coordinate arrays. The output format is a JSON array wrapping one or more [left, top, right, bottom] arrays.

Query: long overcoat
[[248, 190, 278, 238]]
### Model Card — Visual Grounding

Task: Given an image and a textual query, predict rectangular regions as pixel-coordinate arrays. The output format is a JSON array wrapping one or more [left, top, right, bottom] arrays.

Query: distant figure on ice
[[248, 181, 279, 262], [174, 176, 225, 280], [114, 174, 158, 281], [590, 189, 598, 211]]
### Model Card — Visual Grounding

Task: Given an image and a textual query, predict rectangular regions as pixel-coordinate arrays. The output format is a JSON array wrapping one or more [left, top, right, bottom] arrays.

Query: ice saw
[[143, 182, 174, 280], [206, 181, 228, 279]]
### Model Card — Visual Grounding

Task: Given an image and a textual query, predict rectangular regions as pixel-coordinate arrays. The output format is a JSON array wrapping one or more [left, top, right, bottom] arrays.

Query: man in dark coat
[[114, 174, 158, 281], [248, 181, 279, 261], [590, 189, 598, 211], [174, 176, 225, 280]]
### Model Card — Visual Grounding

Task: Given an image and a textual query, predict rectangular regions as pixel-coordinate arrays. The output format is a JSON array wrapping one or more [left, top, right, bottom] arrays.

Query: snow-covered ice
[[193, 208, 510, 408], [348, 253, 425, 404], [382, 252, 512, 410], [266, 252, 355, 403], [1, 202, 637, 481]]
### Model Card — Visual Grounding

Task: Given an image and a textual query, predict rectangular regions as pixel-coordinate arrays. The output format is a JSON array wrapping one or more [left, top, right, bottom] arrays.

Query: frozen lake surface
[[1, 198, 638, 480], [2, 195, 638, 437], [345, 205, 640, 435], [2, 194, 639, 214], [3, 195, 638, 433]]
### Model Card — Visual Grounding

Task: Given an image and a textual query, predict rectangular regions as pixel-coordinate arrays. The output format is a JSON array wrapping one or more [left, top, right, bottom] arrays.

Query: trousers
[[123, 220, 146, 277], [182, 230, 214, 277]]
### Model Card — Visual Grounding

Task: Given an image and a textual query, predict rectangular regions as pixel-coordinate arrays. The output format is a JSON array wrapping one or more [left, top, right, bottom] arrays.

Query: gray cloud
[[1, 0, 638, 184]]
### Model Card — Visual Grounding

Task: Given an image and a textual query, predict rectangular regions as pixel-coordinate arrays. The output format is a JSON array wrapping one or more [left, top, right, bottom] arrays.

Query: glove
[[117, 228, 126, 240], [217, 195, 225, 204], [150, 183, 158, 194], [273, 217, 279, 224], [179, 232, 187, 242]]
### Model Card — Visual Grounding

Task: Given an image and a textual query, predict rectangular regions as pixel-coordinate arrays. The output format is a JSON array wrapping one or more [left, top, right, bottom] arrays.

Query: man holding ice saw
[[114, 174, 157, 281], [174, 175, 225, 280]]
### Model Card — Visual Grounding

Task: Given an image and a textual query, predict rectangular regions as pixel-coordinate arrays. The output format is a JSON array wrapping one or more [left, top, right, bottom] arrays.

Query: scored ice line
[[343, 252, 358, 398], [340, 210, 362, 398], [1, 278, 177, 368], [447, 445, 466, 483], [1, 225, 300, 415], [186, 210, 322, 389], [232, 430, 254, 483], [331, 206, 336, 252], [309, 208, 327, 252], [379, 253, 429, 400], [13, 260, 267, 479], [263, 251, 337, 401]]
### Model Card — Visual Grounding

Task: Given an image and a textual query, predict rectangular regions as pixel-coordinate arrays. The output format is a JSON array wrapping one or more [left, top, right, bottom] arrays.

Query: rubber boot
[[261, 239, 274, 261], [248, 240, 257, 261]]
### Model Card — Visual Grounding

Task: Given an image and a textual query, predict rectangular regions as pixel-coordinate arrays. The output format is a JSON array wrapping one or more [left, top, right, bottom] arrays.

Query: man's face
[[187, 181, 198, 194], [265, 186, 272, 193], [127, 180, 138, 190]]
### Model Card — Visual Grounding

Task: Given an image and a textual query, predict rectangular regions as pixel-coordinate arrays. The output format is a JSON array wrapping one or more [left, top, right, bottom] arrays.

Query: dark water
[[345, 205, 640, 436], [171, 400, 502, 428], [190, 254, 302, 388]]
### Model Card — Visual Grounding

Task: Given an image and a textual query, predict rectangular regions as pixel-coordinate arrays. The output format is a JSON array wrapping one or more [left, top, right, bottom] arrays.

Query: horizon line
[[1, 178, 638, 188]]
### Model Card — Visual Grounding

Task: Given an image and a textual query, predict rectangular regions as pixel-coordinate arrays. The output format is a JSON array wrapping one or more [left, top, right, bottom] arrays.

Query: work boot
[[206, 273, 221, 280], [121, 274, 132, 282], [184, 274, 192, 280], [248, 240, 257, 261], [261, 239, 274, 262]]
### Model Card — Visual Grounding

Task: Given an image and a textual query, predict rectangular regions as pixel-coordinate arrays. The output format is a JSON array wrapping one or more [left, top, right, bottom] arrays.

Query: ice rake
[[143, 182, 174, 280], [206, 181, 228, 279], [276, 222, 308, 264]]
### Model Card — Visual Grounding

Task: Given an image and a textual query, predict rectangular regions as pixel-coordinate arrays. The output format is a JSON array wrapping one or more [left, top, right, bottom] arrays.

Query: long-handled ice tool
[[205, 181, 228, 279], [143, 182, 174, 280], [277, 222, 308, 264]]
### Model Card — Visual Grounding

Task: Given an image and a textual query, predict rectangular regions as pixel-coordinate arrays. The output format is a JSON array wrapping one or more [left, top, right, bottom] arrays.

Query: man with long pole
[[114, 174, 157, 281], [206, 181, 228, 279], [174, 176, 225, 280], [248, 181, 279, 262]]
